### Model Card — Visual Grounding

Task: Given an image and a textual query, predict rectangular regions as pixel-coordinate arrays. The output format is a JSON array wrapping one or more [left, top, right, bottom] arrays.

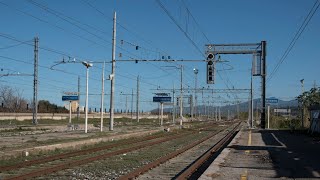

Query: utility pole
[[237, 103, 240, 120], [179, 65, 183, 121], [207, 98, 210, 119], [193, 68, 198, 119], [160, 102, 164, 126], [77, 76, 80, 121], [190, 95, 193, 120], [83, 63, 91, 133], [202, 102, 207, 117], [267, 105, 270, 129], [125, 95, 128, 115], [32, 37, 39, 125], [100, 62, 105, 132], [109, 11, 116, 131], [136, 75, 140, 122], [172, 83, 175, 123], [69, 101, 72, 124], [131, 89, 134, 119], [250, 69, 254, 128], [215, 106, 218, 121], [261, 41, 267, 129]]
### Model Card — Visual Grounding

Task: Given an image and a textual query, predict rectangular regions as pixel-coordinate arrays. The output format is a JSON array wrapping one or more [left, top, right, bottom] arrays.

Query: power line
[[267, 0, 320, 83], [155, 0, 203, 57], [157, 0, 240, 101], [181, 0, 210, 43], [0, 1, 107, 53]]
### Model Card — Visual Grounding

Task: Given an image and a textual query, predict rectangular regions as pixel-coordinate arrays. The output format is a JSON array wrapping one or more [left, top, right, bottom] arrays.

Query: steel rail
[[118, 123, 239, 180], [5, 133, 187, 180], [0, 132, 172, 172], [4, 123, 216, 179], [176, 122, 240, 179]]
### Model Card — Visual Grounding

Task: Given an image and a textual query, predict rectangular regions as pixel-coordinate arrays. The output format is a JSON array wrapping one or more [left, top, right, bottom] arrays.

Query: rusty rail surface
[[0, 123, 214, 173], [118, 122, 240, 179], [3, 123, 219, 180], [118, 122, 240, 180], [5, 133, 188, 180], [0, 132, 171, 172], [176, 122, 240, 179]]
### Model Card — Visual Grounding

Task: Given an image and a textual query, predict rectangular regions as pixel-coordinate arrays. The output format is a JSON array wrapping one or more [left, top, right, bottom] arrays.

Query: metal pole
[[85, 67, 89, 133], [160, 102, 163, 126], [125, 95, 128, 115], [77, 76, 80, 121], [136, 75, 140, 122], [180, 65, 183, 119], [208, 103, 210, 119], [100, 62, 105, 132], [190, 95, 193, 120], [267, 105, 270, 129], [219, 107, 221, 121], [69, 101, 72, 124], [215, 106, 217, 121], [32, 37, 39, 125], [131, 89, 133, 119], [194, 70, 198, 119], [301, 80, 304, 128], [204, 102, 206, 119], [172, 83, 175, 123], [250, 71, 254, 128], [237, 103, 240, 120], [179, 65, 183, 126], [261, 41, 266, 129], [109, 11, 116, 131], [158, 103, 160, 123]]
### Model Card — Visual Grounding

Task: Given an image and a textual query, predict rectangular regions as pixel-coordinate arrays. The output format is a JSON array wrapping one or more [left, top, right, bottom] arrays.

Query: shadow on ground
[[230, 130, 320, 179]]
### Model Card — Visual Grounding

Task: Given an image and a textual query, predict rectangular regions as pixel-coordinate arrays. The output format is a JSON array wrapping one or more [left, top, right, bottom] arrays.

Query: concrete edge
[[199, 127, 244, 179]]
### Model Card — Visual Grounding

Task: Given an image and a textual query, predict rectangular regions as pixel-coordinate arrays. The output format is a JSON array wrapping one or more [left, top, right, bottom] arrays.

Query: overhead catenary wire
[[0, 4, 161, 111], [156, 0, 241, 101], [267, 0, 320, 83], [81, 0, 197, 89]]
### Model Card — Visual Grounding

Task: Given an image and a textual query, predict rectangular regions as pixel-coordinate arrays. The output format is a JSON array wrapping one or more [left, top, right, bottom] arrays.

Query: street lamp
[[193, 68, 198, 119], [82, 61, 93, 133]]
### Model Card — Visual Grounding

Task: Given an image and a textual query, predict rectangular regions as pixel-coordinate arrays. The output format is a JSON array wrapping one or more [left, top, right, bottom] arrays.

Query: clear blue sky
[[0, 0, 319, 112]]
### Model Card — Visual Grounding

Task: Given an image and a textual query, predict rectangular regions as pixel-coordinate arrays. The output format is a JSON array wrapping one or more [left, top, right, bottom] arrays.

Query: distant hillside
[[151, 97, 299, 115]]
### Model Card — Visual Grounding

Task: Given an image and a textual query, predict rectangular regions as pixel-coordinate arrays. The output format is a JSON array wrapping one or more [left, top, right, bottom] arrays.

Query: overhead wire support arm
[[0, 73, 33, 77], [117, 59, 209, 62], [150, 88, 250, 93], [206, 43, 262, 55], [206, 41, 267, 129]]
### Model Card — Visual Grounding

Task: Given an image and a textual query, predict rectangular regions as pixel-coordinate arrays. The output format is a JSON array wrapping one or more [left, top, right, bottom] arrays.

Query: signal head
[[207, 53, 214, 60]]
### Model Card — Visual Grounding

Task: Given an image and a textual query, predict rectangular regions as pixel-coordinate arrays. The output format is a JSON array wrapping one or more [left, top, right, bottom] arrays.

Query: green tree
[[296, 87, 320, 128], [297, 87, 320, 107]]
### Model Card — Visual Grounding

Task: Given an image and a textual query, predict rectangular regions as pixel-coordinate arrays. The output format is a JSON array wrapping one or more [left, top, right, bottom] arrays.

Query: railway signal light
[[206, 53, 215, 84]]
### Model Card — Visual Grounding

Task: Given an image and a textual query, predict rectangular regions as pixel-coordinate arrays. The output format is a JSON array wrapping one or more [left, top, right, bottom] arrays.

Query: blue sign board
[[266, 98, 278, 104], [62, 96, 79, 101], [153, 96, 171, 103]]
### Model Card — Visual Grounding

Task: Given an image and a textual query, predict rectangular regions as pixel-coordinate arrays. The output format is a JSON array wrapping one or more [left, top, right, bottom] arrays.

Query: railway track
[[0, 122, 223, 179], [119, 122, 240, 179]]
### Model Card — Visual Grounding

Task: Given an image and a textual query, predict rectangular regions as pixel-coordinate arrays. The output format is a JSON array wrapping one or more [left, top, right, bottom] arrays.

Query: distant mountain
[[151, 97, 299, 115]]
